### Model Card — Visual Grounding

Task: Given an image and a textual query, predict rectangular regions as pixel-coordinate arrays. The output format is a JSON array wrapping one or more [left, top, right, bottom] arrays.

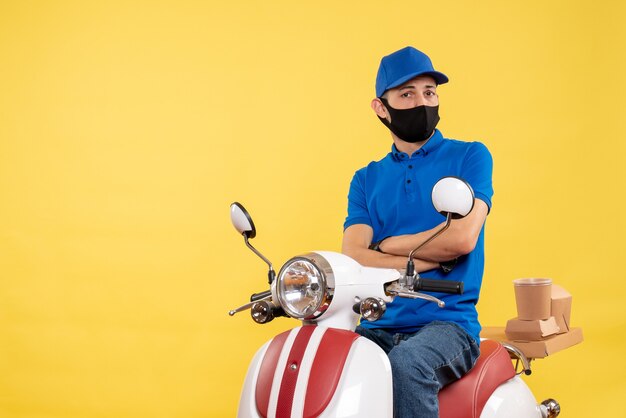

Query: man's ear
[[371, 98, 388, 119]]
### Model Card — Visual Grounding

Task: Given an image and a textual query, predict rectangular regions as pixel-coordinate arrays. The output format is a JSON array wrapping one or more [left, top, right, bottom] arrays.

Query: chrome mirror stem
[[408, 212, 452, 261], [244, 234, 276, 284], [404, 212, 452, 282]]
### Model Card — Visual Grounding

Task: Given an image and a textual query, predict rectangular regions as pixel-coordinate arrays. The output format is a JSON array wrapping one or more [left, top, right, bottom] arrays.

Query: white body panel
[[306, 251, 400, 331], [317, 337, 392, 418], [238, 340, 272, 418], [480, 376, 542, 418], [237, 329, 392, 418]]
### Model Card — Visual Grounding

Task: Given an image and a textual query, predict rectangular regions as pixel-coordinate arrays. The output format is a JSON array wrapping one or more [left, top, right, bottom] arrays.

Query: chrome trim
[[250, 300, 274, 324], [501, 342, 532, 375], [360, 297, 387, 322], [276, 252, 335, 320], [540, 399, 560, 418]]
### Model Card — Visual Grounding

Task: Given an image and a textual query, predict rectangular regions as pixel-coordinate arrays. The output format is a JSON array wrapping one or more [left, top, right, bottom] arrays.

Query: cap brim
[[383, 70, 449, 95]]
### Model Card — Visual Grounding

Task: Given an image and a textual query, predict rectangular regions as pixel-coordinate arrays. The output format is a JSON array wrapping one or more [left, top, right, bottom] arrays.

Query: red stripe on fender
[[275, 326, 317, 418], [303, 329, 360, 418], [255, 330, 291, 418]]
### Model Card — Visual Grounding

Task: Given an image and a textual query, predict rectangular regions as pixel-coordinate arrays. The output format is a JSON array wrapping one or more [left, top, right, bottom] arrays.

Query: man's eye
[[401, 92, 411, 97]]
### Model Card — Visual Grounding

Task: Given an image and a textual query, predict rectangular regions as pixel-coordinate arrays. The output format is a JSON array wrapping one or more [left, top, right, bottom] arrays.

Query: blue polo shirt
[[344, 129, 493, 343]]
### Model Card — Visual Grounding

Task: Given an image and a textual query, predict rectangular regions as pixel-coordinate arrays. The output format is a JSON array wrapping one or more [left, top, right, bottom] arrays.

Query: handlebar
[[415, 278, 464, 294], [250, 290, 272, 302]]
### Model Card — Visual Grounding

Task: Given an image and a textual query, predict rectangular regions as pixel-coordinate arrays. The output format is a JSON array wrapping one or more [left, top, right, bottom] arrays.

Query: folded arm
[[378, 199, 489, 262], [342, 223, 439, 271]]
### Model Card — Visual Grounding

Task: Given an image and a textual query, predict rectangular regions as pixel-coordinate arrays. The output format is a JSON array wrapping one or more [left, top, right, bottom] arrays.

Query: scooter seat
[[438, 339, 516, 418]]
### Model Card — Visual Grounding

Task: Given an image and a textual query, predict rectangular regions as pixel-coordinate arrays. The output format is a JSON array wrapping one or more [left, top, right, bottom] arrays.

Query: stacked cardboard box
[[481, 284, 583, 359]]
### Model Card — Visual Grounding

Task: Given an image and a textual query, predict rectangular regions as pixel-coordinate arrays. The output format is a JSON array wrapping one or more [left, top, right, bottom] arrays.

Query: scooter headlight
[[276, 253, 334, 319]]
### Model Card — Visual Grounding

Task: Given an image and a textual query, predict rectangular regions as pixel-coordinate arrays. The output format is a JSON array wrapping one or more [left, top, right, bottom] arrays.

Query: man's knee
[[388, 343, 436, 383]]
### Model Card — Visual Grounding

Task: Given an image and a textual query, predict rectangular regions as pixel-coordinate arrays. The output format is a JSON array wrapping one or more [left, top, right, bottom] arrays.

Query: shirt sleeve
[[462, 142, 494, 210], [343, 170, 372, 230]]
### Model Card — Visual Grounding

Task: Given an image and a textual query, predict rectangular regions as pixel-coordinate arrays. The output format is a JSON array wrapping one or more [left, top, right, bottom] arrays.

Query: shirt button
[[407, 179, 411, 184], [408, 165, 413, 169]]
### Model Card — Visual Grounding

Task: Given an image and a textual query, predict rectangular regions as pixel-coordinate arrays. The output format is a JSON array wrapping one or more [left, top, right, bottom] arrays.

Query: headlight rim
[[276, 253, 335, 320]]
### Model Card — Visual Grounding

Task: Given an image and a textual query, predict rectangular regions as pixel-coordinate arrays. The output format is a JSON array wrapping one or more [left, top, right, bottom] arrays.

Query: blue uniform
[[344, 129, 493, 343]]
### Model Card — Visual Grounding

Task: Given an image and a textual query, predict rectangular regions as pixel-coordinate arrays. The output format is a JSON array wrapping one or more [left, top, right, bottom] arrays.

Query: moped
[[228, 177, 560, 418]]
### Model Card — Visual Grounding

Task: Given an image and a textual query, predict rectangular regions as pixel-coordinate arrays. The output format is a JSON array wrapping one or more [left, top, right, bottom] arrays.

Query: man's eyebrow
[[398, 84, 437, 90]]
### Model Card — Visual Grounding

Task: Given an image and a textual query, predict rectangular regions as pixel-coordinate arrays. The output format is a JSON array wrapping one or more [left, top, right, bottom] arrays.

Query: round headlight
[[276, 254, 333, 319]]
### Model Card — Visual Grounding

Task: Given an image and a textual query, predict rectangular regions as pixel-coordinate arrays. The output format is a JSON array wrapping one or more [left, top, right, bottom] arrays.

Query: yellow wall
[[1, 1, 624, 417]]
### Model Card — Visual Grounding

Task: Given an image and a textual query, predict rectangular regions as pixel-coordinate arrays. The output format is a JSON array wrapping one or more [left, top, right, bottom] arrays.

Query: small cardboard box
[[551, 285, 572, 334], [505, 317, 560, 341], [481, 326, 584, 359]]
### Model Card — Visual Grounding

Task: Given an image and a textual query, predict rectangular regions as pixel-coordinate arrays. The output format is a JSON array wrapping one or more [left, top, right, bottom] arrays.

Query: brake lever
[[386, 282, 445, 308], [228, 294, 272, 316]]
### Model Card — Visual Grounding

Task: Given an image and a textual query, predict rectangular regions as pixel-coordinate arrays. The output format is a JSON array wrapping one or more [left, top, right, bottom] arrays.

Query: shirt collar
[[391, 129, 444, 161]]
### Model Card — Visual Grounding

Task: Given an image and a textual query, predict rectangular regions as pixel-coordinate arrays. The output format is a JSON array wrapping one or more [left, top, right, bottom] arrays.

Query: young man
[[342, 46, 494, 417]]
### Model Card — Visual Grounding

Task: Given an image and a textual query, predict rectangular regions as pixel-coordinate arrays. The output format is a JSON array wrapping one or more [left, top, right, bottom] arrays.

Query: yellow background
[[1, 1, 624, 417]]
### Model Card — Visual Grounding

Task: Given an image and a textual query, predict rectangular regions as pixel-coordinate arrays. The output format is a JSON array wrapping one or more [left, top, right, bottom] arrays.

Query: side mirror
[[431, 177, 475, 219], [229, 202, 275, 284], [230, 202, 256, 238], [404, 177, 475, 283]]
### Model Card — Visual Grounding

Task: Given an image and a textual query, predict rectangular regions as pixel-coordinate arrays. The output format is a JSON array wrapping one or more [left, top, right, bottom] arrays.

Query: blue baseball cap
[[375, 46, 449, 97]]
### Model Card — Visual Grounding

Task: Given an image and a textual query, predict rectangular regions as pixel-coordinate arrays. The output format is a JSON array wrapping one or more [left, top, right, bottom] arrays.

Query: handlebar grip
[[250, 290, 272, 302], [415, 279, 464, 294]]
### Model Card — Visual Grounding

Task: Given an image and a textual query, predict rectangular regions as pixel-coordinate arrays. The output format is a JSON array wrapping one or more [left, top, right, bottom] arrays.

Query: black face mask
[[378, 98, 440, 143]]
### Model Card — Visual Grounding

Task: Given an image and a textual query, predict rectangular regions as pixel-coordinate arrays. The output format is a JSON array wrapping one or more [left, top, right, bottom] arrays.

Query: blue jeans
[[356, 321, 480, 418]]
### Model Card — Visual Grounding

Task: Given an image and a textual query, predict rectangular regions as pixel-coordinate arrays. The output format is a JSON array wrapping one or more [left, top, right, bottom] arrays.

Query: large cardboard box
[[551, 284, 572, 333], [504, 316, 560, 340], [481, 326, 584, 359]]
